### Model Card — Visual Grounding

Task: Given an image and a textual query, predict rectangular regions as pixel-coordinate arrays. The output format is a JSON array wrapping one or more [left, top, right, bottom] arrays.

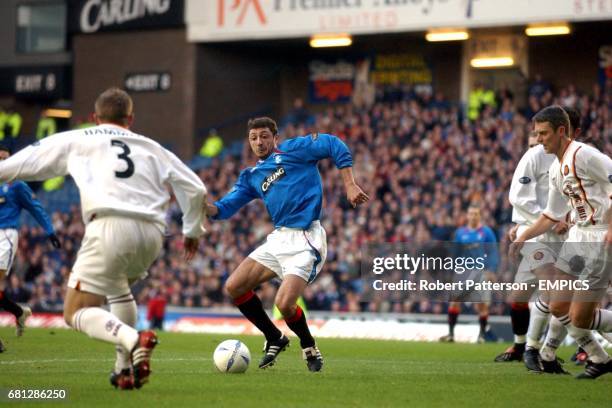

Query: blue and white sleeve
[[212, 170, 258, 220], [15, 182, 55, 236], [290, 134, 353, 168]]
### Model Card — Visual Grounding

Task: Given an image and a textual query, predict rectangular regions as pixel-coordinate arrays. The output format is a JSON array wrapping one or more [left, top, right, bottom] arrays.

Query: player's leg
[[275, 274, 322, 371], [67, 217, 161, 388], [536, 276, 573, 374], [0, 230, 30, 336], [64, 288, 139, 351], [495, 297, 530, 362], [226, 257, 283, 346], [108, 291, 138, 389], [475, 302, 489, 343], [440, 301, 460, 342], [568, 299, 612, 379]]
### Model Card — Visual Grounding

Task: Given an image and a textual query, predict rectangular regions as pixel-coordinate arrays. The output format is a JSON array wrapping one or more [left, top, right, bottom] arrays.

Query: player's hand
[[507, 224, 519, 241], [346, 183, 369, 208], [48, 234, 61, 249], [508, 239, 524, 261], [205, 203, 218, 217], [552, 221, 568, 236], [183, 237, 199, 262]]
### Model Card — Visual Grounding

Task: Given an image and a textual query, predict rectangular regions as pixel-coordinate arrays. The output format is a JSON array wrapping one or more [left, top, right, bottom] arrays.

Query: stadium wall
[[195, 34, 462, 141], [528, 22, 611, 93], [72, 28, 197, 158]]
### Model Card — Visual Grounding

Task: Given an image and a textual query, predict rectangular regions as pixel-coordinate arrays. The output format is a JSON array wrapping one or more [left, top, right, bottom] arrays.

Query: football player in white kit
[[512, 105, 612, 379], [495, 107, 583, 372], [494, 131, 567, 368], [0, 88, 207, 389]]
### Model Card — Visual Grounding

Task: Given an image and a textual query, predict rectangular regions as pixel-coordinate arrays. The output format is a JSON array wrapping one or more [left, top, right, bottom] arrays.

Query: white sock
[[108, 294, 137, 372], [539, 316, 567, 361], [589, 309, 612, 332], [72, 307, 138, 352], [514, 334, 526, 344], [558, 313, 610, 364], [526, 297, 550, 349]]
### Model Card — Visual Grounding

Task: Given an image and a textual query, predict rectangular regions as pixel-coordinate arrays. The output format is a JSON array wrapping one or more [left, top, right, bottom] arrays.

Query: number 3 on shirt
[[111, 139, 135, 178]]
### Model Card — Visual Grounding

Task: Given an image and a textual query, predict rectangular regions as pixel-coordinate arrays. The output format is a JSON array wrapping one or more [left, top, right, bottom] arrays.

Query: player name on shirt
[[83, 127, 130, 137]]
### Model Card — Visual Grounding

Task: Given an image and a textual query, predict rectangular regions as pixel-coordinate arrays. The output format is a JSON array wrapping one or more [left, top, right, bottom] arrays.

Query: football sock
[[71, 307, 138, 352], [558, 313, 610, 364], [479, 315, 488, 335], [589, 309, 612, 332], [448, 307, 459, 337], [539, 316, 567, 361], [108, 294, 137, 372], [0, 290, 23, 318], [510, 302, 529, 345], [284, 305, 315, 349], [234, 291, 282, 343], [527, 297, 550, 349]]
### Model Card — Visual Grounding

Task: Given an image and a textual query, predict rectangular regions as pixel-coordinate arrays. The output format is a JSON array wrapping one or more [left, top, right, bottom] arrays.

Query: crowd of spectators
[[6, 78, 611, 316]]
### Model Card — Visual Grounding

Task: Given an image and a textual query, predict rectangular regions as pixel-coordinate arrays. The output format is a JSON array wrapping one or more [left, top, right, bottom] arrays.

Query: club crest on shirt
[[533, 251, 544, 261], [519, 176, 531, 184], [274, 154, 282, 164], [563, 165, 569, 176], [261, 167, 286, 193]]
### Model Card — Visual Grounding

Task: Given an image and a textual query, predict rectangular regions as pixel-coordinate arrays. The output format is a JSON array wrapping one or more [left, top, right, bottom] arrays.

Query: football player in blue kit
[[206, 117, 368, 372], [0, 145, 59, 351]]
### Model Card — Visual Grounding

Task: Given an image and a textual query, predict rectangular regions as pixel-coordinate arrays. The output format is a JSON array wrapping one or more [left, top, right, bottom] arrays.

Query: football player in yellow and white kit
[[512, 105, 612, 379], [0, 88, 207, 389]]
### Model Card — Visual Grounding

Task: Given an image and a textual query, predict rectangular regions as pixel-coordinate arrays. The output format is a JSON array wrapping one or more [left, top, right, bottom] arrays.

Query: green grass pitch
[[0, 327, 609, 407]]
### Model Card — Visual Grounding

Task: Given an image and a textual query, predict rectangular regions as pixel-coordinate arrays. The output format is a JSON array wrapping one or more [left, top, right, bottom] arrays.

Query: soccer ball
[[213, 339, 251, 373]]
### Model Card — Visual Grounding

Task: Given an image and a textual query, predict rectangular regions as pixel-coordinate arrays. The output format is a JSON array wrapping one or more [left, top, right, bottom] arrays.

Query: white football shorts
[[249, 220, 327, 283], [0, 229, 18, 272], [555, 226, 610, 290], [515, 225, 563, 284], [68, 215, 163, 297]]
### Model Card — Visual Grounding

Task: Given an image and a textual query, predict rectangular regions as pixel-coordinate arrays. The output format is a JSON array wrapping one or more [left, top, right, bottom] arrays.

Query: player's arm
[[508, 151, 544, 215], [297, 133, 368, 206], [209, 170, 258, 220], [14, 182, 60, 248], [164, 149, 207, 238], [340, 167, 369, 207], [0, 134, 70, 183], [582, 149, 612, 241], [163, 149, 207, 260]]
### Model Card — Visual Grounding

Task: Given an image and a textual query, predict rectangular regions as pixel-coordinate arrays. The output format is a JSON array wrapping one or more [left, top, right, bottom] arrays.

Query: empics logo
[[217, 0, 267, 27], [261, 167, 286, 193]]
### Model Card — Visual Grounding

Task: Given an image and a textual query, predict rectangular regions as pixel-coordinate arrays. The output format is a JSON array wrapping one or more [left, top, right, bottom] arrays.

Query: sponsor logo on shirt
[[562, 182, 588, 222], [519, 176, 531, 184], [261, 167, 285, 193]]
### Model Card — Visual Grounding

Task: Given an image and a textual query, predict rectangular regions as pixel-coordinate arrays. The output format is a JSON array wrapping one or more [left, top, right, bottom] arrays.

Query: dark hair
[[95, 87, 133, 126], [0, 144, 10, 154], [533, 105, 570, 134], [247, 117, 278, 136], [467, 203, 481, 211], [561, 106, 581, 136]]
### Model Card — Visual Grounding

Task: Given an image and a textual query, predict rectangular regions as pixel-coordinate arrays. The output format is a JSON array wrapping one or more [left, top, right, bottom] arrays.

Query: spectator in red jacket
[[147, 286, 167, 330]]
